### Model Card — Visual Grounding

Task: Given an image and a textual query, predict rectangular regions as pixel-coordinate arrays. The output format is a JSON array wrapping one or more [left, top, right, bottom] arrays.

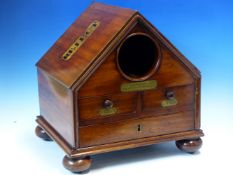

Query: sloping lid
[[36, 2, 137, 88]]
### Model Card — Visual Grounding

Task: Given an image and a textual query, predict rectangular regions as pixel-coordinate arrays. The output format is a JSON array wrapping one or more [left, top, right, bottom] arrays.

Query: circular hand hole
[[117, 33, 160, 81]]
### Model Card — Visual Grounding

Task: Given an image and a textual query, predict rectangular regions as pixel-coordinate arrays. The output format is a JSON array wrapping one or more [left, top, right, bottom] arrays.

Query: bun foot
[[35, 125, 52, 141], [63, 155, 92, 173], [176, 137, 202, 153]]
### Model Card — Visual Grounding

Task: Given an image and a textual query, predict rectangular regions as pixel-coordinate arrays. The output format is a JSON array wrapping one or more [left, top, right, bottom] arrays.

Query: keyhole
[[137, 124, 141, 132]]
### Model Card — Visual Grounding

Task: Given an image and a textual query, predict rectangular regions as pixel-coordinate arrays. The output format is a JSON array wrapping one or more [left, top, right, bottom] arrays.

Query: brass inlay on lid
[[61, 20, 100, 61]]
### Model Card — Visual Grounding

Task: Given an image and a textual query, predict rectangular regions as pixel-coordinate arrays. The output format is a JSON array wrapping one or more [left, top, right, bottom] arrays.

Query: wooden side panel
[[195, 77, 201, 129], [79, 110, 195, 147], [38, 69, 75, 147]]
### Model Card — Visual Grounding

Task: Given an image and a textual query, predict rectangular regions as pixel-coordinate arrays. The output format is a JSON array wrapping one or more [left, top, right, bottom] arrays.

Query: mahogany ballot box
[[35, 2, 204, 173]]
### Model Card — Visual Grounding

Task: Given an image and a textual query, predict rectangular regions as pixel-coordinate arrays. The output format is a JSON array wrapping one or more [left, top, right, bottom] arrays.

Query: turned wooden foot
[[63, 155, 92, 173], [176, 137, 202, 153], [35, 125, 52, 141]]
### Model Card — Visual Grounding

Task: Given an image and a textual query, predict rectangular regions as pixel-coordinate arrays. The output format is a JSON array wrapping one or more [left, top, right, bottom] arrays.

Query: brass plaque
[[121, 80, 157, 92], [99, 107, 117, 116], [62, 20, 100, 61], [161, 98, 178, 107]]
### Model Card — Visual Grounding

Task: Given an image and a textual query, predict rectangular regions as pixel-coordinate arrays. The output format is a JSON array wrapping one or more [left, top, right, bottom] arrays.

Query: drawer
[[143, 84, 195, 113], [79, 110, 194, 147], [79, 92, 137, 122]]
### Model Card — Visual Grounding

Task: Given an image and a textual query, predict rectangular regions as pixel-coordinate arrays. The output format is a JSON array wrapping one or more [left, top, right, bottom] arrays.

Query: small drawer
[[79, 92, 137, 123], [143, 84, 195, 113], [79, 110, 194, 147]]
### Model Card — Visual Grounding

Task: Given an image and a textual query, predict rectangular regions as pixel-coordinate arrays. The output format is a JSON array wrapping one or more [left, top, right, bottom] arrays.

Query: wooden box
[[35, 2, 204, 173]]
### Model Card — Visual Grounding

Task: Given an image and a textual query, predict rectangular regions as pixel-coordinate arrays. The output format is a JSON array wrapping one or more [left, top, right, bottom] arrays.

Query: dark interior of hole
[[118, 35, 158, 78]]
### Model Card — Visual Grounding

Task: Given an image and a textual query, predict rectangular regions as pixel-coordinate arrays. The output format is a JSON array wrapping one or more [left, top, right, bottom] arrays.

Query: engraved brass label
[[62, 20, 100, 60], [99, 107, 117, 116], [161, 98, 178, 107], [121, 80, 157, 92]]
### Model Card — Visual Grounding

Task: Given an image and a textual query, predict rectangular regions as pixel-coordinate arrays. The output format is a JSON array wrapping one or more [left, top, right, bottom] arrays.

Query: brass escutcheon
[[161, 98, 178, 107], [99, 107, 117, 116]]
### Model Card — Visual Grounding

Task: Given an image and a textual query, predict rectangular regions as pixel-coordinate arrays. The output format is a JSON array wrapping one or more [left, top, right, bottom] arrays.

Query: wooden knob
[[103, 99, 113, 108], [165, 90, 174, 99]]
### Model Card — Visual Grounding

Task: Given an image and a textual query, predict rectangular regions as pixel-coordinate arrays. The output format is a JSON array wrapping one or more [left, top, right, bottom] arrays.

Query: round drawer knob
[[103, 99, 113, 108], [165, 90, 175, 100]]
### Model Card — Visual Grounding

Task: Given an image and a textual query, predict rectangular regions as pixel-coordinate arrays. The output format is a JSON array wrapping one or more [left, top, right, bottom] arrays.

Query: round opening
[[117, 33, 160, 81]]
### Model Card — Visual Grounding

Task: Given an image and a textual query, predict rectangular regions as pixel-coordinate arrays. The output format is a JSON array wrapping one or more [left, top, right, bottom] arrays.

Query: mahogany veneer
[[35, 2, 204, 173]]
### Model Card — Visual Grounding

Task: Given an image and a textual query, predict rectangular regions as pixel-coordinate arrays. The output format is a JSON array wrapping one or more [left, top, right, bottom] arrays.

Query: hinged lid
[[36, 2, 137, 88]]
